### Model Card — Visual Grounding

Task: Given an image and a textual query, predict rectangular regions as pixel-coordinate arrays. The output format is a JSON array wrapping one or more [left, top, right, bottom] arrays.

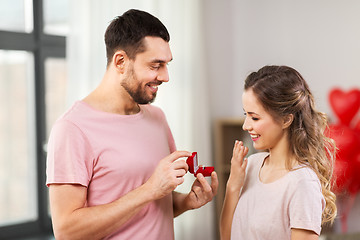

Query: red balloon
[[348, 153, 360, 195], [355, 120, 360, 132], [332, 159, 354, 194], [325, 124, 360, 194], [326, 124, 359, 159], [329, 88, 360, 126]]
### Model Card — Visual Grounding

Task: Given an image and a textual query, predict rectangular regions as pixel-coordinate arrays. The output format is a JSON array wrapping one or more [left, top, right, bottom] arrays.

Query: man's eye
[[151, 64, 161, 70]]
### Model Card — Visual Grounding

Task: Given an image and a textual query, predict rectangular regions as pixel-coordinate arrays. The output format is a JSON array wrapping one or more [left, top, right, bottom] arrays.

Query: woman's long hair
[[244, 65, 337, 224]]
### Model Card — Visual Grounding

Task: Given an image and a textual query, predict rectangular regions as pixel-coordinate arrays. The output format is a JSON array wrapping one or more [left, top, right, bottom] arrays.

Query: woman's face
[[242, 88, 288, 151]]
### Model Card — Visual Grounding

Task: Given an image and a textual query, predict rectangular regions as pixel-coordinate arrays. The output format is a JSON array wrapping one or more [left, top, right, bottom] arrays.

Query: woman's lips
[[249, 133, 260, 141]]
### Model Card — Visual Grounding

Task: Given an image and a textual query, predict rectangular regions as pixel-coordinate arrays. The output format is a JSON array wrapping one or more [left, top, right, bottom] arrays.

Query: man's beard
[[121, 66, 157, 104]]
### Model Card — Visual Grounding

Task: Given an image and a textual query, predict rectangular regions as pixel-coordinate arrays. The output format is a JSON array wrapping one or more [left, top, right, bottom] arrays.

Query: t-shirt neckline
[[257, 153, 290, 186], [77, 100, 145, 120]]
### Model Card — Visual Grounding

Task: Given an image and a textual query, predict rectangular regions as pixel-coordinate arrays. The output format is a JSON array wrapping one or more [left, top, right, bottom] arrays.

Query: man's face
[[121, 36, 172, 104]]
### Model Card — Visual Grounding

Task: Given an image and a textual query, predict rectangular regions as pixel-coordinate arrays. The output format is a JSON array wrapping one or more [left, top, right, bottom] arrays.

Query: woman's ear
[[112, 50, 127, 73], [282, 114, 294, 129]]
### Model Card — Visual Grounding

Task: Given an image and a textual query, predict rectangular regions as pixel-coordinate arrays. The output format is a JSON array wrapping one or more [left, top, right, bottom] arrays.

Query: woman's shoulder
[[288, 165, 322, 192], [248, 151, 269, 162], [247, 151, 269, 169], [291, 165, 319, 181]]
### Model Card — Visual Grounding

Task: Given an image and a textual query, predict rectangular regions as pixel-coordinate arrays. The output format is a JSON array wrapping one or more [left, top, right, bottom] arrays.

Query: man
[[46, 9, 218, 239]]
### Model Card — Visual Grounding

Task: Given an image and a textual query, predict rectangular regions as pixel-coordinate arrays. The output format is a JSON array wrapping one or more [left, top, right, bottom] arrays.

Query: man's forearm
[[51, 183, 156, 240], [172, 191, 191, 217]]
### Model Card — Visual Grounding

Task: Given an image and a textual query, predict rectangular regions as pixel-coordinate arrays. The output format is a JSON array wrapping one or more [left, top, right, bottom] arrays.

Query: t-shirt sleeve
[[165, 122, 176, 153], [289, 176, 325, 235], [155, 106, 176, 153], [46, 120, 94, 187]]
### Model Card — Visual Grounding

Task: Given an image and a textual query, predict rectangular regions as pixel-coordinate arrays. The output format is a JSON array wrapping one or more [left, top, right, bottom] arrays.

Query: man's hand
[[173, 170, 218, 217], [184, 172, 218, 210], [145, 151, 191, 200]]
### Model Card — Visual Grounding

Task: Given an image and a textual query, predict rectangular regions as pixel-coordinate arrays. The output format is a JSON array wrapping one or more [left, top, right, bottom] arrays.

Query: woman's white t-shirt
[[231, 152, 325, 240]]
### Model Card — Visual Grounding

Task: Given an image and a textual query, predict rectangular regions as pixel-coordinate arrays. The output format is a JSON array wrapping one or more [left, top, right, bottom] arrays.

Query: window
[[0, 0, 33, 33], [45, 57, 68, 140], [0, 0, 68, 238], [0, 50, 37, 226], [43, 0, 69, 35]]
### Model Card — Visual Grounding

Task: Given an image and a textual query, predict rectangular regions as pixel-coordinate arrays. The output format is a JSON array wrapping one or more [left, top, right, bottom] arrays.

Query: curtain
[[67, 1, 215, 239]]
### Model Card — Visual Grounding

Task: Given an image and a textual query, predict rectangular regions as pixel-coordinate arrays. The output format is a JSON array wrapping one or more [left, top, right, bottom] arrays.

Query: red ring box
[[186, 152, 214, 177]]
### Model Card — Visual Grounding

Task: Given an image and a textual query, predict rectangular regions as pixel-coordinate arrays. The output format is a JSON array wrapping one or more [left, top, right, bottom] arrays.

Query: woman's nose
[[242, 117, 250, 131]]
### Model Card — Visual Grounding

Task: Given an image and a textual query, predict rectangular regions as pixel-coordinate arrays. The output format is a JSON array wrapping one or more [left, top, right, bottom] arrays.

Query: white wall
[[205, 0, 360, 121]]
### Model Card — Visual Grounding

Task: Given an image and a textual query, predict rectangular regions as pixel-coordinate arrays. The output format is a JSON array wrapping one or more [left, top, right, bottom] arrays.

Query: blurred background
[[0, 0, 359, 239]]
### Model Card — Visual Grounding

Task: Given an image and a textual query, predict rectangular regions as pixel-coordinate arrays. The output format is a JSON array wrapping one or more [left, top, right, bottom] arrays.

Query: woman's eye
[[244, 113, 259, 121]]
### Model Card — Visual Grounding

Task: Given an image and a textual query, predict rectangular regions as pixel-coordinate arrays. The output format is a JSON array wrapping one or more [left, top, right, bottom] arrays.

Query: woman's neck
[[266, 133, 296, 170]]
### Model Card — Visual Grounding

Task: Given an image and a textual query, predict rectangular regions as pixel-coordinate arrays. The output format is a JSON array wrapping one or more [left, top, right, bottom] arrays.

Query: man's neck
[[83, 79, 140, 115]]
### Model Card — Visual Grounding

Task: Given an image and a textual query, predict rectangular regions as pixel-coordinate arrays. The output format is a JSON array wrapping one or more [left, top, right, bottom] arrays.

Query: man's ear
[[112, 50, 128, 73], [282, 114, 294, 129]]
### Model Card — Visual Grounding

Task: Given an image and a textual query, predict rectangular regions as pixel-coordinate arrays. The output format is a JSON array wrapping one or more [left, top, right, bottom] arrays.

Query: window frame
[[0, 0, 65, 238]]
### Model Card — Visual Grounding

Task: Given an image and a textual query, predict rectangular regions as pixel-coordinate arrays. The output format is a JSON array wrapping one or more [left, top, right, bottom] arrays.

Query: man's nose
[[157, 66, 169, 82]]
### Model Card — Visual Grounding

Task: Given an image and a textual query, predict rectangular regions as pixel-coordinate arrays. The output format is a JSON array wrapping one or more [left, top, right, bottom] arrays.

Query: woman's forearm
[[220, 186, 240, 240]]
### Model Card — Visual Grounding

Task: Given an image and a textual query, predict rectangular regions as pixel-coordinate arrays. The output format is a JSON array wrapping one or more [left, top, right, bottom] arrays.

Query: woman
[[220, 65, 337, 240]]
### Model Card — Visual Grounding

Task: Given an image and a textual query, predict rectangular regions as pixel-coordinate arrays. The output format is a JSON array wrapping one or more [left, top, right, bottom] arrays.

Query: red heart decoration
[[325, 124, 359, 159], [325, 123, 360, 194], [329, 88, 360, 126], [332, 158, 353, 194], [348, 153, 360, 195], [355, 120, 360, 132]]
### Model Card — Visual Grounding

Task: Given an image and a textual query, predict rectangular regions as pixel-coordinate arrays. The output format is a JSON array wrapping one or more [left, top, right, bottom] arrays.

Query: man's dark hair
[[104, 9, 170, 66]]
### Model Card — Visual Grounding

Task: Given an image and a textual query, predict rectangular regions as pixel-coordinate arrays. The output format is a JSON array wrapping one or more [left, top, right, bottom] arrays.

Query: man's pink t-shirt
[[46, 101, 176, 239], [231, 152, 325, 240]]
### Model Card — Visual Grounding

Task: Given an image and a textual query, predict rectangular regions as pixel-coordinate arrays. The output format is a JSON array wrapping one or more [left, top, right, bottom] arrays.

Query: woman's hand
[[220, 140, 249, 240], [227, 140, 249, 193]]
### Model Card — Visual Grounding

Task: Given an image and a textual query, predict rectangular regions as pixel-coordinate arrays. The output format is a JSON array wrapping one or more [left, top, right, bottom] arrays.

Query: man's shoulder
[[141, 104, 166, 118], [51, 101, 90, 131], [141, 104, 162, 112], [58, 101, 87, 120]]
